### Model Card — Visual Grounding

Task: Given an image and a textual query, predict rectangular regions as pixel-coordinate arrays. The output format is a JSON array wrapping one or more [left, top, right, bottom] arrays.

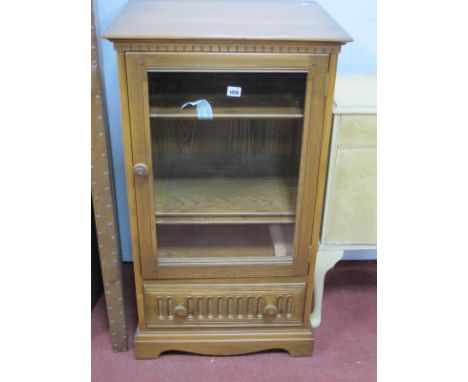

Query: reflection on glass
[[148, 72, 306, 260]]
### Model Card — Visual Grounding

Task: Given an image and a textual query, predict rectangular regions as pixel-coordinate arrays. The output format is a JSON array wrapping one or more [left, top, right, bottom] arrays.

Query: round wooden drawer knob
[[133, 163, 148, 178], [174, 305, 188, 318], [263, 304, 278, 316]]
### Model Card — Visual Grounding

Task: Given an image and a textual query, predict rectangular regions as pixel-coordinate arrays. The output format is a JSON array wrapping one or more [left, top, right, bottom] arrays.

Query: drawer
[[142, 281, 306, 328], [338, 114, 377, 147], [323, 148, 377, 245]]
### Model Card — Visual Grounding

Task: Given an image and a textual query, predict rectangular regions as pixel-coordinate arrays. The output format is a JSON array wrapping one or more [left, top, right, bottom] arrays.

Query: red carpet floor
[[92, 261, 376, 382]]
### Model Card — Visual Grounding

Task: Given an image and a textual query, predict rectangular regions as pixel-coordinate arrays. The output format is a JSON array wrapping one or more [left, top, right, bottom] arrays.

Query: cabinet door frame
[[124, 52, 329, 279]]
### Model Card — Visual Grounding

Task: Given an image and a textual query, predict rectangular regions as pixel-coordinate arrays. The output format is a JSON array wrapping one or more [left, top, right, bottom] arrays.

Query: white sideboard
[[311, 73, 376, 328]]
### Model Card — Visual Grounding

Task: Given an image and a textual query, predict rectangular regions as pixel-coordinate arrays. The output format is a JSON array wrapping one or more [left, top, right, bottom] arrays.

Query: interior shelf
[[154, 177, 297, 224], [149, 95, 304, 119], [157, 224, 294, 258]]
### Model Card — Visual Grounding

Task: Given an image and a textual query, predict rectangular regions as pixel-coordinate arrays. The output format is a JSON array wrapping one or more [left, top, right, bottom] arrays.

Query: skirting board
[[342, 249, 377, 261]]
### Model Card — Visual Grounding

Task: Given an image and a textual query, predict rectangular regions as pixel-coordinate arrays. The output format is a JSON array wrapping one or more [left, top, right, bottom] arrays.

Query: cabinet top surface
[[103, 0, 352, 43]]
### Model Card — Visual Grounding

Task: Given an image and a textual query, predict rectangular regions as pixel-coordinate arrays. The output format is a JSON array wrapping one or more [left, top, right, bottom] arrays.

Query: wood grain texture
[[105, 0, 348, 357], [113, 40, 342, 54], [103, 0, 352, 43], [154, 177, 297, 223], [142, 281, 306, 328], [149, 71, 305, 118], [291, 55, 328, 275], [151, 119, 302, 157], [124, 53, 332, 280], [303, 53, 339, 325], [125, 52, 310, 278], [117, 52, 150, 329], [156, 223, 294, 259], [151, 105, 303, 119], [157, 224, 276, 257], [126, 54, 159, 279], [134, 327, 314, 358], [129, 52, 312, 70], [151, 118, 302, 179]]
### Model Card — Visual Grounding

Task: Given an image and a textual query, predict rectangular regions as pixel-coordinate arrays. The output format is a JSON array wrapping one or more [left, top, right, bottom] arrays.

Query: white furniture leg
[[310, 249, 344, 328]]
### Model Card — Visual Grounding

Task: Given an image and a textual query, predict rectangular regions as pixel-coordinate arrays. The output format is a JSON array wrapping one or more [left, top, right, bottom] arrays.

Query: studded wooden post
[[91, 1, 128, 352]]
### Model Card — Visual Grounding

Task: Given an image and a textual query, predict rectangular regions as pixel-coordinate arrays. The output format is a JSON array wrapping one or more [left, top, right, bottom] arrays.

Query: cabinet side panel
[[293, 55, 329, 275], [319, 114, 341, 246], [303, 53, 338, 324]]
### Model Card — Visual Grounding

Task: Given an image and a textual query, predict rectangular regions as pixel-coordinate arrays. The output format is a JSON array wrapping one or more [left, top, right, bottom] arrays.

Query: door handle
[[133, 163, 148, 178]]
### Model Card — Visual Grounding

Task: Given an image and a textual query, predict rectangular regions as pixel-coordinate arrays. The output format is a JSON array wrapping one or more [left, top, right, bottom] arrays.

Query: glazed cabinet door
[[125, 52, 329, 279]]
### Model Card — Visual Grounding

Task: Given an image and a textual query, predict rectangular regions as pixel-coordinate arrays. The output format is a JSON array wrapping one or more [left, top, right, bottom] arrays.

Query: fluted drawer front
[[143, 281, 306, 328]]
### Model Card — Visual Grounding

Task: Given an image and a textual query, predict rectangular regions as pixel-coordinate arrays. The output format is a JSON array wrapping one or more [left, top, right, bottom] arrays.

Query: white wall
[[319, 0, 376, 73], [95, 0, 377, 261]]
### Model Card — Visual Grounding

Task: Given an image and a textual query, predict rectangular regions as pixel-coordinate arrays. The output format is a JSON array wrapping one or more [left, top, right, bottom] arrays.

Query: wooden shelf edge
[[150, 114, 303, 119], [157, 256, 293, 266], [156, 215, 294, 224], [154, 177, 297, 222]]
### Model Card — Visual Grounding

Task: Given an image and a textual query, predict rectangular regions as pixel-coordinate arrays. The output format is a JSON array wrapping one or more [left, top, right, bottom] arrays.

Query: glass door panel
[[149, 71, 306, 263]]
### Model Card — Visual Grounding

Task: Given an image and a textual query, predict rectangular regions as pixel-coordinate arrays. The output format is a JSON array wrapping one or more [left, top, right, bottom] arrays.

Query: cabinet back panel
[[151, 119, 303, 178], [148, 72, 306, 110]]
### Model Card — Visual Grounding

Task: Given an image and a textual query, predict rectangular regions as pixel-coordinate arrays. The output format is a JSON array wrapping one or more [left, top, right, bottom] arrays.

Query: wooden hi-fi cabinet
[[104, 0, 351, 358]]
